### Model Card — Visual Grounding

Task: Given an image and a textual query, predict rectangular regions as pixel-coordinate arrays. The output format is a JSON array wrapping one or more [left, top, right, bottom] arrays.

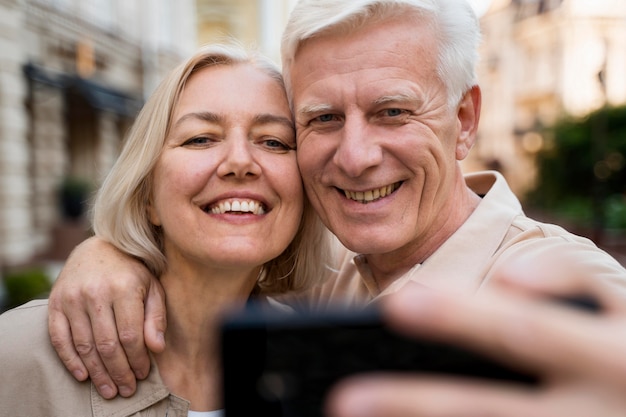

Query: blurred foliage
[[2, 267, 52, 311], [526, 105, 626, 230], [59, 176, 93, 220]]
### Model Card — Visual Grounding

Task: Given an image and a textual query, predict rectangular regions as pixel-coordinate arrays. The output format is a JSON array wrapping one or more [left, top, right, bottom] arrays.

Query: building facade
[[471, 0, 626, 194], [196, 0, 295, 64], [0, 0, 196, 267]]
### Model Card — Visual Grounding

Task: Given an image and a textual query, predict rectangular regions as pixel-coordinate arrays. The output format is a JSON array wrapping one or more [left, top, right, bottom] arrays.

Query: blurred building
[[0, 0, 196, 268], [470, 0, 626, 194], [196, 0, 295, 64]]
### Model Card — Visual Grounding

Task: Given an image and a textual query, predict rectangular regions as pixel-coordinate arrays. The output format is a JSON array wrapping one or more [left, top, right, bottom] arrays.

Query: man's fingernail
[[119, 385, 133, 397], [99, 384, 115, 399], [73, 369, 86, 380]]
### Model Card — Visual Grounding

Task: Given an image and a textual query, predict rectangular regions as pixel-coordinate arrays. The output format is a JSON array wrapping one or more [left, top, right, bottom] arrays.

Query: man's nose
[[332, 117, 383, 177]]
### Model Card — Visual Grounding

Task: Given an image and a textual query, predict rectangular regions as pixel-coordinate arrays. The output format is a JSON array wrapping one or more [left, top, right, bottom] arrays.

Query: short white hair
[[281, 0, 481, 107]]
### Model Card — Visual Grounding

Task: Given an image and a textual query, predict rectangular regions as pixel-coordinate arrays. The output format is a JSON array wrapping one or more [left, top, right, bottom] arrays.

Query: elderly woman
[[0, 43, 330, 416]]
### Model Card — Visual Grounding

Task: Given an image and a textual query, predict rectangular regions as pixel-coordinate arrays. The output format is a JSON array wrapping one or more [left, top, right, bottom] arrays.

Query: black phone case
[[221, 303, 536, 417]]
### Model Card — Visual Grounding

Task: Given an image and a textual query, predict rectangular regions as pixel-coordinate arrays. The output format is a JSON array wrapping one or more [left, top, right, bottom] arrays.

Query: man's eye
[[314, 114, 337, 123], [302, 113, 343, 129], [384, 108, 405, 117]]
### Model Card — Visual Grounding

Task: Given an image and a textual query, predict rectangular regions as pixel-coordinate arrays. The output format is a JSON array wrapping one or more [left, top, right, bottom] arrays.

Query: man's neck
[[365, 184, 482, 291]]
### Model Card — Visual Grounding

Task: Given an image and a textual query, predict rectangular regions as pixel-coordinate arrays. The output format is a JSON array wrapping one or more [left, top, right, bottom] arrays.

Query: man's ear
[[455, 85, 481, 161]]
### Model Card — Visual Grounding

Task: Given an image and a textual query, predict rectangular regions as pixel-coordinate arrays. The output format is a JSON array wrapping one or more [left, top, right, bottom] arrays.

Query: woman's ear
[[455, 85, 481, 161], [147, 200, 161, 226]]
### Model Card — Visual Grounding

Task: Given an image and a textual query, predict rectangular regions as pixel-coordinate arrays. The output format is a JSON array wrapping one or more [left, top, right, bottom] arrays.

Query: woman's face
[[148, 64, 303, 272]]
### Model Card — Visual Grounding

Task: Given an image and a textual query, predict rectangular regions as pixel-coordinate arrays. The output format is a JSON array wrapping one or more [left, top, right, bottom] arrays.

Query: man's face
[[290, 15, 477, 262]]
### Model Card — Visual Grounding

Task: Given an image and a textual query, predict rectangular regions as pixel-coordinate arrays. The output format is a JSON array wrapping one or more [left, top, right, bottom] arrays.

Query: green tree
[[527, 105, 626, 232]]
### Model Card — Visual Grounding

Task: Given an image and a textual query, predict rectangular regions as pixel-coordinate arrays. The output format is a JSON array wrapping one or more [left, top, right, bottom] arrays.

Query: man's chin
[[337, 234, 402, 256]]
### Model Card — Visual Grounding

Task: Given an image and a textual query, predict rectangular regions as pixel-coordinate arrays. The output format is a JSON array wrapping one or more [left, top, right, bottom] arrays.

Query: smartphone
[[220, 303, 537, 417]]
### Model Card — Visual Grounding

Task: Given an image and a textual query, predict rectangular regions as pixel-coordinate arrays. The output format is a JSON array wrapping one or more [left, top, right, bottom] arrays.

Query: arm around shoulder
[[47, 235, 166, 399]]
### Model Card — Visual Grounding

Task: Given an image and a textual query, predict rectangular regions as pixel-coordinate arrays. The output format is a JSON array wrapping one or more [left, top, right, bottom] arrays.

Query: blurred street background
[[0, 0, 625, 310]]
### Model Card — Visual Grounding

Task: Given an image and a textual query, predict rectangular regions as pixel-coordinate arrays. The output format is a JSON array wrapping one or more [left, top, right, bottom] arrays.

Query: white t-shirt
[[188, 410, 223, 417]]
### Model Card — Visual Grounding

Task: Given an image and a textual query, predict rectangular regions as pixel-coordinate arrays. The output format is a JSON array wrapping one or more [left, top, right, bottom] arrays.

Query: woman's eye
[[262, 138, 293, 152], [183, 136, 215, 147]]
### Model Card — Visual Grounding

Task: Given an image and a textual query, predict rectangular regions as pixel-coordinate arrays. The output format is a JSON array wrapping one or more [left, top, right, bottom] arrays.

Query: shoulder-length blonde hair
[[91, 42, 332, 294]]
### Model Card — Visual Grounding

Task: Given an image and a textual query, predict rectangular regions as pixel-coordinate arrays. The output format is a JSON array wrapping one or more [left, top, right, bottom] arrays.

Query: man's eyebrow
[[296, 103, 334, 119]]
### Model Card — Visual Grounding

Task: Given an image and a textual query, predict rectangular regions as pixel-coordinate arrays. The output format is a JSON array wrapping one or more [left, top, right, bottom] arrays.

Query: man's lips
[[339, 181, 402, 203]]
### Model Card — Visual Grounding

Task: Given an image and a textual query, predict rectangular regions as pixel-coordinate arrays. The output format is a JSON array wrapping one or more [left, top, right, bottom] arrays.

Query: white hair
[[281, 0, 481, 107]]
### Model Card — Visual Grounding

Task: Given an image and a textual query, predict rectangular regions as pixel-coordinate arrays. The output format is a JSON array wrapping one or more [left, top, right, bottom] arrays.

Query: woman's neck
[[155, 263, 260, 411]]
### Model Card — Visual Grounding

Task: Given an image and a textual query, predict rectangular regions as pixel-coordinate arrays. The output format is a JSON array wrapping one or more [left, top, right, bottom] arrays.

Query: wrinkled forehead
[[173, 63, 294, 129], [283, 8, 435, 99], [286, 14, 438, 91]]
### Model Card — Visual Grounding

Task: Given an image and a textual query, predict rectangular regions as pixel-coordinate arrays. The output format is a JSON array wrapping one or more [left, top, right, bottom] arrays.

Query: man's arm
[[48, 236, 166, 399], [326, 270, 626, 417]]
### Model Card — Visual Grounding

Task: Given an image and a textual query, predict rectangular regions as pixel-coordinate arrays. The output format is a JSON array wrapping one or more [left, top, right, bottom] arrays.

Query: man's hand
[[48, 237, 166, 399], [326, 263, 626, 417]]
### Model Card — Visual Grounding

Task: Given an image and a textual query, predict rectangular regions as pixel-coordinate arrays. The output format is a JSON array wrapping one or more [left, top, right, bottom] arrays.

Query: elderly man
[[48, 0, 626, 406]]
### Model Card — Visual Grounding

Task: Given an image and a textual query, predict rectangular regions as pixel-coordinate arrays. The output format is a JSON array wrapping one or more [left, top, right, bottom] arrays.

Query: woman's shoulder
[[0, 299, 94, 415], [1, 298, 49, 314], [0, 298, 49, 331], [0, 299, 52, 360], [0, 298, 49, 329]]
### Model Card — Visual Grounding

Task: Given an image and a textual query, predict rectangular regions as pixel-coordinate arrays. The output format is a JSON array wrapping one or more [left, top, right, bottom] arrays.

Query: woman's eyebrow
[[173, 112, 293, 129], [173, 111, 221, 127], [253, 113, 295, 129]]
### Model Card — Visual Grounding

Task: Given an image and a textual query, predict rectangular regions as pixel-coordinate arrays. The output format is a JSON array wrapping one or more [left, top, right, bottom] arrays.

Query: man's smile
[[339, 181, 402, 203]]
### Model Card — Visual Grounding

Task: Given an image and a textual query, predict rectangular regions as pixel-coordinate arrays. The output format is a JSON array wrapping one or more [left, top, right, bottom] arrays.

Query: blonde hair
[[92, 42, 332, 294]]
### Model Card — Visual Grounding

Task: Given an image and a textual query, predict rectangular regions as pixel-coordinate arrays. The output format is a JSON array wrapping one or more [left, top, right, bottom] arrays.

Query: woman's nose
[[216, 134, 262, 179]]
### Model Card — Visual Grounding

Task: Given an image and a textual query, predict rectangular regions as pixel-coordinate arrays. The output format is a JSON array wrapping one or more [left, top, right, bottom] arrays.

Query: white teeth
[[209, 199, 266, 215], [343, 182, 400, 203]]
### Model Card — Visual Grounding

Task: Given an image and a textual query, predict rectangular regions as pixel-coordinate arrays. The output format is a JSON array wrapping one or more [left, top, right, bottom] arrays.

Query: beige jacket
[[0, 299, 190, 417]]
